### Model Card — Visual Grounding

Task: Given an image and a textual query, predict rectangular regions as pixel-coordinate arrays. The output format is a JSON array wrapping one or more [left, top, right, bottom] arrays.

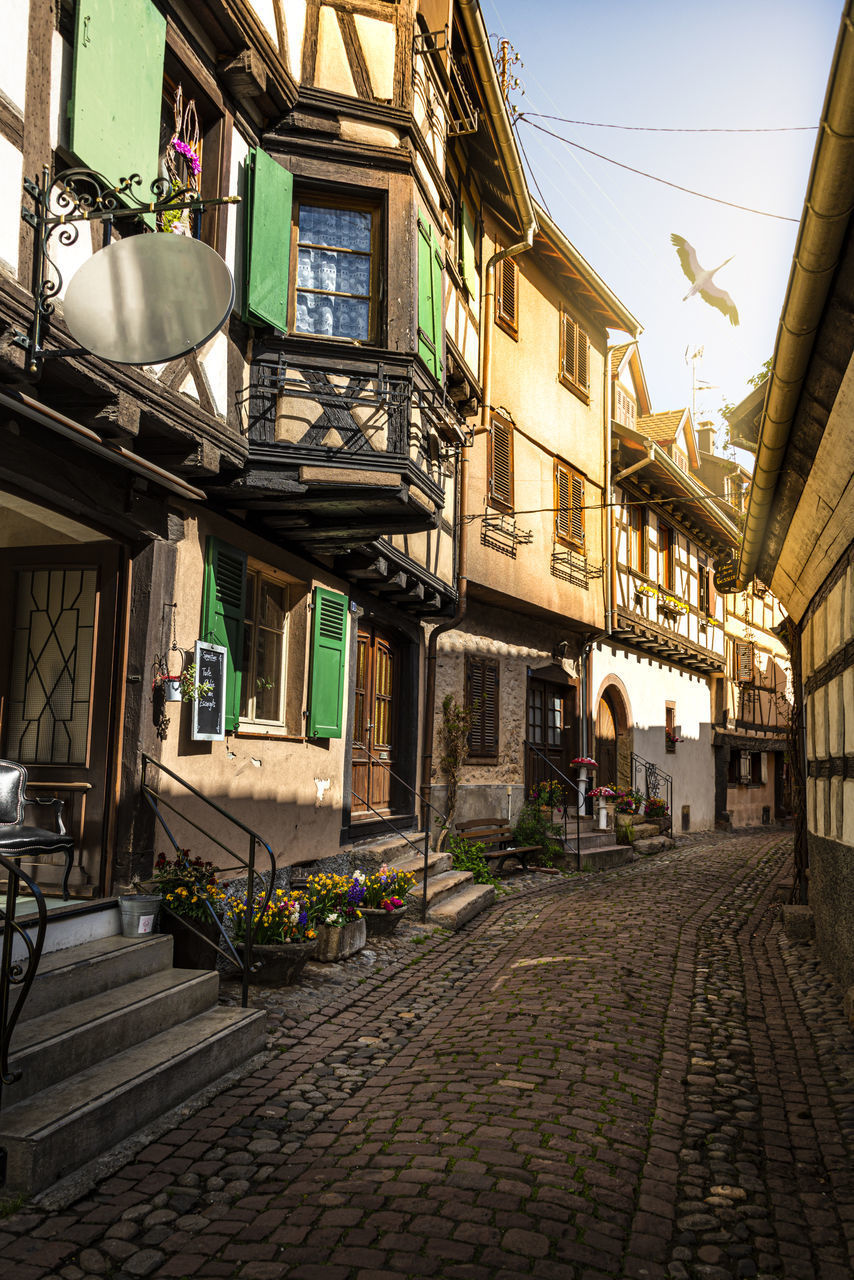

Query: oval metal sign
[[63, 233, 235, 365]]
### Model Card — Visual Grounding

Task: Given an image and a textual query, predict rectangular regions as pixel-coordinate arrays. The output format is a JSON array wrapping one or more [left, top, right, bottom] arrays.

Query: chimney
[[696, 420, 716, 455]]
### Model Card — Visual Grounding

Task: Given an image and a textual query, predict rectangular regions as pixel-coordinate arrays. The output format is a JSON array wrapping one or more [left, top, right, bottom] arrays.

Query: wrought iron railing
[[351, 748, 449, 922], [524, 743, 587, 871], [630, 752, 673, 834], [0, 858, 49, 1148], [141, 755, 277, 1009]]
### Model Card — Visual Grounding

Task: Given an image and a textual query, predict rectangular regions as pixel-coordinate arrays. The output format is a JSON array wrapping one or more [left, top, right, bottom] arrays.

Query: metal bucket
[[118, 894, 161, 937]]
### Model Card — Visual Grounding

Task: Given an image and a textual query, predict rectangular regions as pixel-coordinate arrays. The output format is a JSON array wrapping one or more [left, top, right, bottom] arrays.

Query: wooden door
[[351, 625, 397, 819], [525, 679, 577, 796], [596, 696, 617, 788], [0, 544, 124, 896]]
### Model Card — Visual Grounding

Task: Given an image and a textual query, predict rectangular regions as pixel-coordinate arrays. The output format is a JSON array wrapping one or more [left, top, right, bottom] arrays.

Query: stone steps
[[0, 933, 265, 1197]]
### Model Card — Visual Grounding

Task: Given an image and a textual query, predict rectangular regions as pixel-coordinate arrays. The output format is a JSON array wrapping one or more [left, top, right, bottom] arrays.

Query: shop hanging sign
[[713, 555, 738, 593], [191, 640, 227, 741]]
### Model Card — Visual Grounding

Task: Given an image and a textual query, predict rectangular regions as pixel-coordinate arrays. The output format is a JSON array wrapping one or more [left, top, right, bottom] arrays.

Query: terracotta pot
[[161, 912, 221, 969], [314, 917, 367, 962], [361, 905, 408, 936], [239, 939, 317, 985]]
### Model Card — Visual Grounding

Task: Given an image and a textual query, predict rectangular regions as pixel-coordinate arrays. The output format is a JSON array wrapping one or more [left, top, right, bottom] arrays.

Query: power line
[[518, 116, 800, 223], [513, 117, 552, 219], [520, 111, 816, 135]]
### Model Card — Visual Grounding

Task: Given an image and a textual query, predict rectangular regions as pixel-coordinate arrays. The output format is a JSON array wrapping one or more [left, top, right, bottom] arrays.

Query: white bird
[[671, 233, 739, 326]]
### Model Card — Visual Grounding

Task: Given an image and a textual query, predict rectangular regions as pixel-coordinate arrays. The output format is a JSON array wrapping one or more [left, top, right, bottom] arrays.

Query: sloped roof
[[612, 343, 652, 416], [637, 410, 688, 442]]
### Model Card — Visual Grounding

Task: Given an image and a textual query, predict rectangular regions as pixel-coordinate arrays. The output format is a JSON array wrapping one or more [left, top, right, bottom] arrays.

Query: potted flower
[[360, 864, 415, 935], [645, 795, 670, 824], [303, 872, 367, 962], [588, 785, 615, 830], [152, 849, 228, 968], [152, 656, 213, 704], [570, 757, 598, 812], [530, 779, 563, 810], [665, 727, 680, 752], [222, 885, 317, 984]]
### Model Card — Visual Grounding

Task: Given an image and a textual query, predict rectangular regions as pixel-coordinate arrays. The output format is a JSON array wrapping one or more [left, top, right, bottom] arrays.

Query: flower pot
[[118, 894, 161, 938], [314, 917, 367, 962], [361, 905, 408, 937], [162, 912, 221, 969], [162, 676, 183, 702], [238, 939, 317, 985]]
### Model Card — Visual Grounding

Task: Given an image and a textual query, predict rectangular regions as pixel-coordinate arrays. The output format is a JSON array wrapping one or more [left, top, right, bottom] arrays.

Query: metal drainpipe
[[420, 233, 534, 832], [604, 347, 613, 635]]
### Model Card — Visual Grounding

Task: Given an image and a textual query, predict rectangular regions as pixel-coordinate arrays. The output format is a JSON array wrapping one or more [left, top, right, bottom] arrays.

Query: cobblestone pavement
[[2, 830, 854, 1280]]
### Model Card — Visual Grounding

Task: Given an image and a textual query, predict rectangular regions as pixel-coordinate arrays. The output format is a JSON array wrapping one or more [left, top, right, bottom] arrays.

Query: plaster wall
[[157, 513, 352, 867], [726, 769, 774, 828], [0, 137, 22, 276], [0, 0, 28, 110], [281, 0, 307, 80], [249, 0, 281, 46], [591, 642, 715, 830]]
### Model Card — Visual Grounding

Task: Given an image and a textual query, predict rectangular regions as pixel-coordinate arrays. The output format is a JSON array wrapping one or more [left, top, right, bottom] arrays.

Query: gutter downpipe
[[736, 1, 854, 591], [604, 347, 613, 634], [420, 0, 537, 832]]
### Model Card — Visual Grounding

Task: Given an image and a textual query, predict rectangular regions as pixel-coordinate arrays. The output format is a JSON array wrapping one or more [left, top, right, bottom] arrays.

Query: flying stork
[[671, 233, 739, 326]]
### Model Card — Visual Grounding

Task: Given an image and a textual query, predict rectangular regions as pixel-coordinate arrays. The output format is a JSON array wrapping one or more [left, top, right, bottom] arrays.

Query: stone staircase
[[346, 833, 496, 931], [561, 815, 635, 870], [0, 932, 266, 1197]]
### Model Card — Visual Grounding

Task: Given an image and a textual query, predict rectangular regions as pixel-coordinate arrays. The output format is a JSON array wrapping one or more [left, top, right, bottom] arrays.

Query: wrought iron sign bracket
[[15, 164, 240, 375]]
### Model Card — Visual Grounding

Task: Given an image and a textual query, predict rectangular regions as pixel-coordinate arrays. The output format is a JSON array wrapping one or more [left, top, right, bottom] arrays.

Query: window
[[698, 564, 716, 619], [729, 751, 763, 786], [466, 655, 499, 759], [240, 570, 289, 727], [614, 384, 636, 428], [488, 416, 514, 513], [458, 198, 479, 303], [658, 522, 674, 591], [495, 252, 518, 336], [294, 198, 379, 342], [665, 704, 676, 753], [559, 311, 590, 399], [672, 447, 689, 474], [628, 504, 647, 574], [555, 462, 585, 548]]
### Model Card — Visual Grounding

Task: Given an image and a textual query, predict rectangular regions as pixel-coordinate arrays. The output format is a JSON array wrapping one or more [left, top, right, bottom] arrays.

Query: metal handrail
[[141, 754, 277, 1008], [524, 743, 585, 872], [630, 751, 673, 835], [354, 748, 449, 924], [0, 855, 48, 1150]]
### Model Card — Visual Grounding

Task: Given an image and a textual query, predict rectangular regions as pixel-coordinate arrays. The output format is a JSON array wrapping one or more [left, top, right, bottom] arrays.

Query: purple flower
[[171, 136, 201, 177]]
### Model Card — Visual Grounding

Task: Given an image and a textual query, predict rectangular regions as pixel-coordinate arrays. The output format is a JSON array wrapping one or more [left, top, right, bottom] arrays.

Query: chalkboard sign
[[713, 556, 738, 593], [191, 640, 227, 741]]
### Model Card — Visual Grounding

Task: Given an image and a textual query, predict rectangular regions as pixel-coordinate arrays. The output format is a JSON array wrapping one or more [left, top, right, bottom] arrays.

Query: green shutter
[[201, 538, 247, 734], [308, 588, 349, 739], [243, 148, 293, 330], [69, 0, 165, 191], [461, 202, 478, 299], [417, 212, 443, 380]]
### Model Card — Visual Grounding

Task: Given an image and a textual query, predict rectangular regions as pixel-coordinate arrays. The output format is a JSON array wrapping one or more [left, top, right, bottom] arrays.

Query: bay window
[[294, 199, 379, 342]]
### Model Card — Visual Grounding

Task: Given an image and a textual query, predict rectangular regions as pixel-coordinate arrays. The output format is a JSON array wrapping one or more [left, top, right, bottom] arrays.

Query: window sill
[[558, 375, 590, 405], [495, 315, 518, 342], [234, 728, 305, 742], [466, 755, 499, 765]]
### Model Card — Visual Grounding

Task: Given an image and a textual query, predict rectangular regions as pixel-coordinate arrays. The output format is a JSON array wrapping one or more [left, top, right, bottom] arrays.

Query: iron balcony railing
[[630, 752, 673, 834], [141, 755, 277, 1008]]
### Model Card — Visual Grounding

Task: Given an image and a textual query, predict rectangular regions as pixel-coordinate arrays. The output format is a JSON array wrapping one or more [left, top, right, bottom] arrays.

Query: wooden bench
[[453, 819, 540, 873]]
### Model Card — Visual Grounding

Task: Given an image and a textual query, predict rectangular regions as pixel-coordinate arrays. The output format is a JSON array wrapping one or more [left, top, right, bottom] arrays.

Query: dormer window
[[614, 385, 636, 428]]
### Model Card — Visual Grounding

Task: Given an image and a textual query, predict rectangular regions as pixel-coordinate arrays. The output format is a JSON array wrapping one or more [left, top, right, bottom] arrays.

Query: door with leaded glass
[[525, 678, 578, 799], [0, 545, 123, 897], [350, 625, 397, 820]]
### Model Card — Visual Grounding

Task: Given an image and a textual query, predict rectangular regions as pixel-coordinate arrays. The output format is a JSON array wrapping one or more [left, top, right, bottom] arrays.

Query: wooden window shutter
[[69, 0, 165, 188], [560, 313, 590, 393], [496, 254, 518, 331], [555, 464, 570, 541], [461, 202, 478, 298], [201, 538, 247, 734], [698, 566, 708, 615], [243, 148, 293, 330], [467, 656, 499, 758], [489, 418, 514, 511], [570, 472, 585, 546], [308, 587, 349, 738], [417, 212, 443, 379]]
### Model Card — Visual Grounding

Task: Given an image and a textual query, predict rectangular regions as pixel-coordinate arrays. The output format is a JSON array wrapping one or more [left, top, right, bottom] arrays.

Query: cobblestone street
[[3, 830, 854, 1280]]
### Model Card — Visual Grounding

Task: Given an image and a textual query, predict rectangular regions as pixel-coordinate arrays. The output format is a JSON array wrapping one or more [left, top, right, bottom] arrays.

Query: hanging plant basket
[[162, 675, 183, 702]]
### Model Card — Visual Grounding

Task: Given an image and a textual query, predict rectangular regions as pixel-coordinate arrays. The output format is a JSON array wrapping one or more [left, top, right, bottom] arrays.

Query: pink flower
[[171, 136, 201, 177]]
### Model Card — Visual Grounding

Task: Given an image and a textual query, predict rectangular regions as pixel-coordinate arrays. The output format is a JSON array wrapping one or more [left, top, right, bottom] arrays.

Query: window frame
[[495, 251, 519, 339], [628, 503, 647, 575], [658, 521, 674, 592], [488, 414, 514, 514], [559, 309, 590, 402], [289, 191, 383, 345], [239, 562, 293, 734], [466, 654, 500, 761], [158, 51, 231, 255], [554, 461, 585, 550]]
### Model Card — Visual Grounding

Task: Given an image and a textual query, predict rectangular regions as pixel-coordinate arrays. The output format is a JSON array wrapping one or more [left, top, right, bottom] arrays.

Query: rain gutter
[[737, 1, 854, 589]]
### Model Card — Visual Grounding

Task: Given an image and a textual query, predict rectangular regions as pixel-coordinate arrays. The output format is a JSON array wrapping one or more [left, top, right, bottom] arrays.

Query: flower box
[[161, 912, 221, 969], [361, 904, 408, 936], [241, 939, 317, 985], [314, 916, 367, 962]]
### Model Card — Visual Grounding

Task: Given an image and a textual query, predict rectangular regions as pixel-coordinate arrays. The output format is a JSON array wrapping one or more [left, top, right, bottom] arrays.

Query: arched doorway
[[594, 682, 632, 791]]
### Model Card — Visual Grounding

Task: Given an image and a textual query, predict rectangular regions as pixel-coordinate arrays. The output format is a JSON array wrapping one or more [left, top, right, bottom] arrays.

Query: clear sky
[[482, 0, 843, 452]]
